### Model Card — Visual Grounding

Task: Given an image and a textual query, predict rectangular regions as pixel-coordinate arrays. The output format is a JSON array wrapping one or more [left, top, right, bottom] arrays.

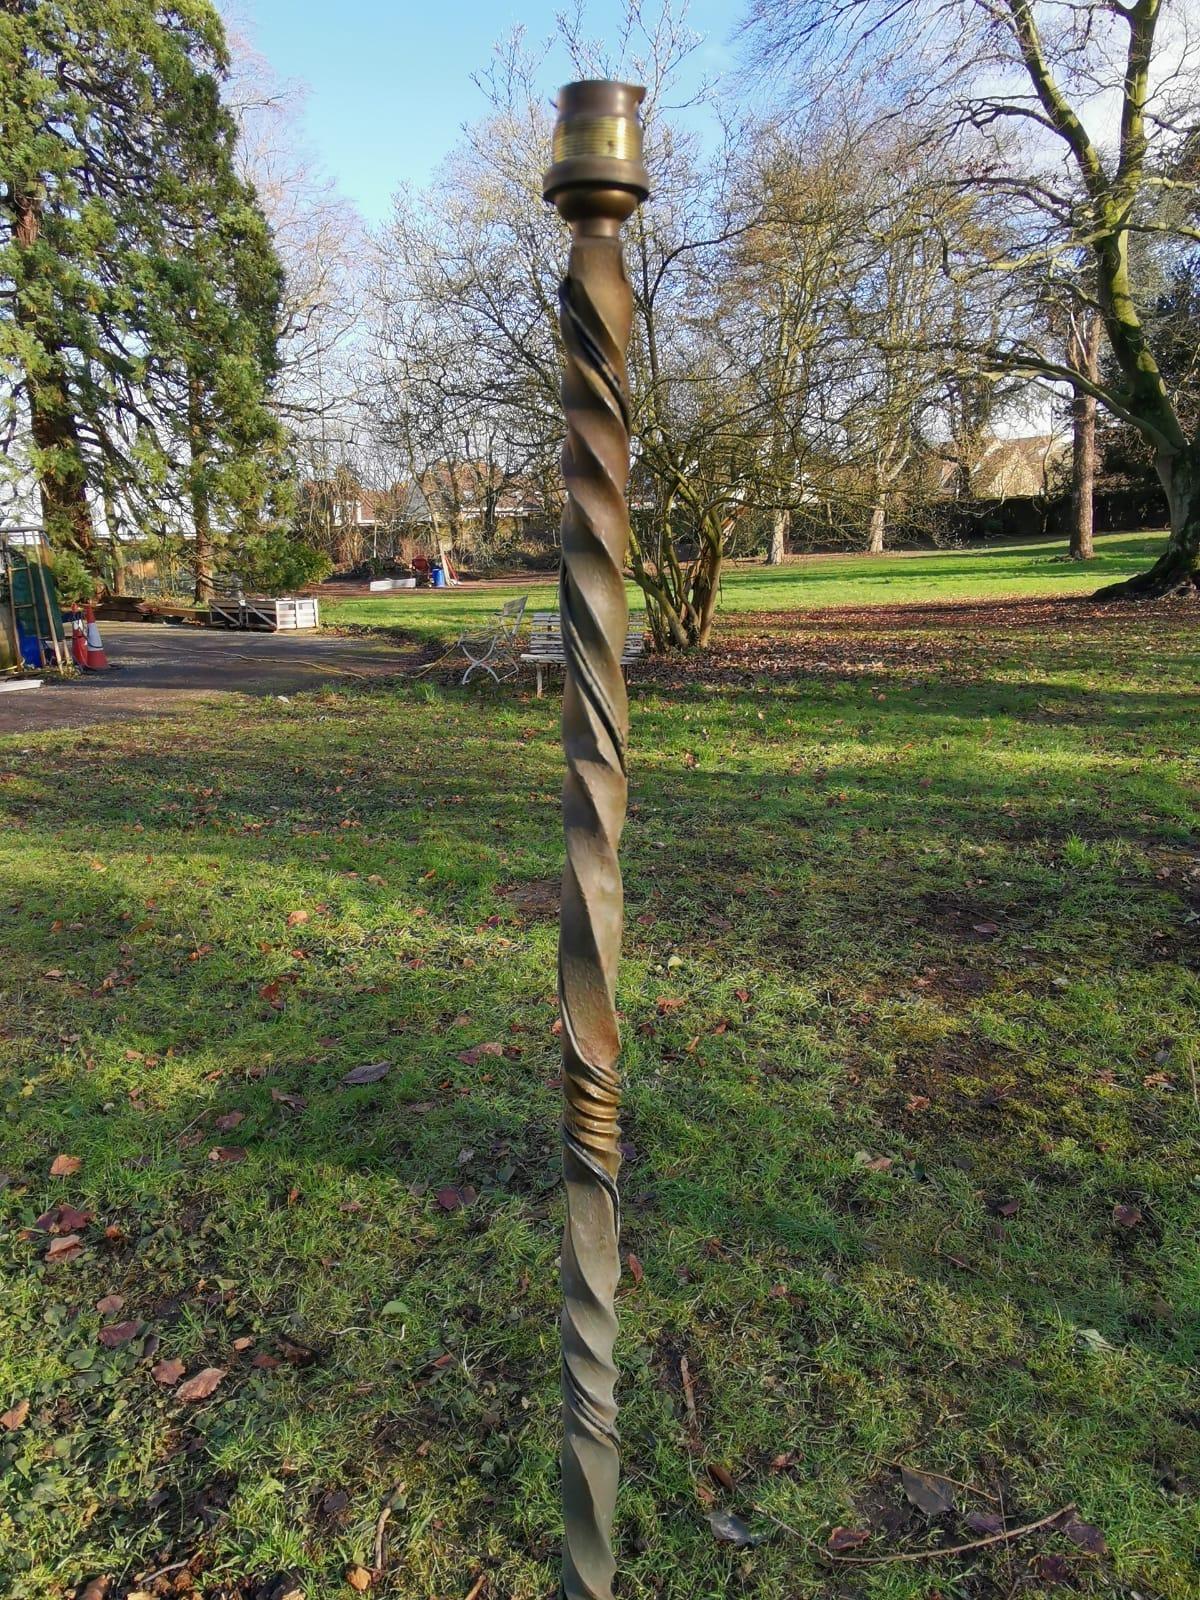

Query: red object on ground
[[72, 619, 89, 669], [83, 603, 108, 670]]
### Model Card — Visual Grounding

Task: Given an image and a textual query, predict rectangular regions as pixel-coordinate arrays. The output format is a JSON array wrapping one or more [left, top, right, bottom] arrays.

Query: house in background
[[299, 461, 559, 572], [969, 435, 1071, 499]]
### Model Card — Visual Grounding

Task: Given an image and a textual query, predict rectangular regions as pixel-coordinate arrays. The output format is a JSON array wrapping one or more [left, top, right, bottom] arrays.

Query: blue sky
[[225, 0, 738, 224]]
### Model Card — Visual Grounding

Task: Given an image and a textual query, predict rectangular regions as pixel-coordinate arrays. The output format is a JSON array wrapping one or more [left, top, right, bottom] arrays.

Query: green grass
[[320, 530, 1168, 643], [1, 582, 1198, 1599]]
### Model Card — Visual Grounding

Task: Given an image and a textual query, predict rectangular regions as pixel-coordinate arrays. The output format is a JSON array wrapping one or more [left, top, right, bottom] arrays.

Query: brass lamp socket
[[543, 79, 649, 218]]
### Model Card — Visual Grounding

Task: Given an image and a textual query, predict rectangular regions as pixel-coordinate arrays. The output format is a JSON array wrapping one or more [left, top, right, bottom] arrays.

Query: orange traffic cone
[[84, 602, 108, 670], [72, 617, 89, 670]]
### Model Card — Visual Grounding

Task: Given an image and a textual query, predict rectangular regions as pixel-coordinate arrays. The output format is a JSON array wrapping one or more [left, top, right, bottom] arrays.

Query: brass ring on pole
[[544, 78, 648, 1600]]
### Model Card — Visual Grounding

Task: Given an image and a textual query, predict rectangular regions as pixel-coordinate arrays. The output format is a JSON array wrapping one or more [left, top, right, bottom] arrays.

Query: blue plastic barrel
[[431, 565, 446, 588]]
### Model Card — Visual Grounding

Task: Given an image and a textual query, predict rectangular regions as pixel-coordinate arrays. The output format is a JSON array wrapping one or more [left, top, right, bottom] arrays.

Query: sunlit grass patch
[[0, 597, 1196, 1598]]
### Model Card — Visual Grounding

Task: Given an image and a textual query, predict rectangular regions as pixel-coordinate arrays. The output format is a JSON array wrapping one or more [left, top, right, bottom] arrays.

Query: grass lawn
[[319, 531, 1169, 644], [1, 576, 1197, 1598]]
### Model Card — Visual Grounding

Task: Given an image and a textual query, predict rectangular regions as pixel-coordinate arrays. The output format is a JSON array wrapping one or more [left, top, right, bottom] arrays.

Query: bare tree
[[1068, 305, 1102, 558], [743, 0, 1200, 595]]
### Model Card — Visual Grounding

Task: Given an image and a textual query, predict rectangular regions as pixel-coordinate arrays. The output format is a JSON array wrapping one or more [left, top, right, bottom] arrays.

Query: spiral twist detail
[[556, 231, 634, 1600]]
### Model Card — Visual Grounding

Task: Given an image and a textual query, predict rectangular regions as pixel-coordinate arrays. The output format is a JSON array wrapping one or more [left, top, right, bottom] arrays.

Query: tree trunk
[[102, 484, 127, 595], [1069, 314, 1100, 560], [694, 536, 723, 647], [866, 498, 886, 555], [1094, 443, 1200, 597], [27, 380, 95, 555], [13, 191, 96, 557], [765, 507, 789, 565], [188, 377, 214, 603]]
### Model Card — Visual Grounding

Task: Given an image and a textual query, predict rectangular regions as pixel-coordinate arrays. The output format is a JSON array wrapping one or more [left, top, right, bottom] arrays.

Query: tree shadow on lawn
[[2, 653, 1198, 1594], [4, 718, 1195, 1314]]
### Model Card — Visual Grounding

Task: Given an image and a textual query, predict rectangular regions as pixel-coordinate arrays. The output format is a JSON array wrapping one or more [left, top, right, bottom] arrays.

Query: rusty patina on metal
[[543, 79, 649, 1600]]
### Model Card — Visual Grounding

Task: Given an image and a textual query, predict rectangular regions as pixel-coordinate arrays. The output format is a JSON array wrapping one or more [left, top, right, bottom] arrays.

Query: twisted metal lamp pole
[[543, 81, 650, 1600]]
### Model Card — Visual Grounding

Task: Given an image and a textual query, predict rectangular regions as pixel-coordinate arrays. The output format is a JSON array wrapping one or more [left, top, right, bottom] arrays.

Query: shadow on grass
[[1, 620, 1197, 1596]]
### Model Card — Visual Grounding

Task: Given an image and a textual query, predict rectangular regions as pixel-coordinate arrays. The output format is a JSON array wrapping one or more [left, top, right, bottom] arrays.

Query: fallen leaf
[[905, 1094, 931, 1112], [972, 921, 1000, 936], [232, 1336, 255, 1351], [457, 1042, 504, 1066], [827, 1526, 870, 1553], [345, 1567, 372, 1592], [854, 1151, 893, 1172], [706, 1461, 736, 1492], [286, 909, 309, 927], [341, 1061, 390, 1086], [175, 1366, 226, 1402], [1112, 1202, 1142, 1229], [277, 1336, 321, 1366], [271, 1088, 307, 1111], [626, 1252, 644, 1285], [259, 980, 285, 1009], [435, 1185, 475, 1211], [734, 988, 751, 1003], [97, 1320, 141, 1348], [214, 1111, 245, 1132], [49, 1153, 82, 1177], [45, 1233, 83, 1263], [208, 1146, 247, 1164], [900, 1465, 956, 1516], [1, 1399, 29, 1431], [152, 1358, 185, 1386], [657, 996, 686, 1014], [768, 1451, 797, 1471], [1061, 1515, 1107, 1554], [95, 1294, 125, 1316], [708, 1509, 766, 1546], [1033, 1553, 1071, 1583], [1078, 1327, 1116, 1353], [965, 1510, 1004, 1535]]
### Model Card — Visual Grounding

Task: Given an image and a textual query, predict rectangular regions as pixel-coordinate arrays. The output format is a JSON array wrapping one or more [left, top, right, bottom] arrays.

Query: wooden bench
[[521, 611, 648, 697]]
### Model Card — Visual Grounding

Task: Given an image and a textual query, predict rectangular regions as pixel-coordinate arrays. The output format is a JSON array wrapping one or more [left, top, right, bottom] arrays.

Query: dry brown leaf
[[286, 909, 309, 927], [341, 1061, 390, 1086], [214, 1111, 245, 1132], [152, 1358, 185, 1386], [45, 1233, 83, 1263], [97, 1320, 141, 1348], [1, 1399, 29, 1431], [827, 1526, 870, 1552], [208, 1146, 247, 1164], [49, 1153, 82, 1177], [345, 1567, 372, 1592], [175, 1366, 226, 1402], [626, 1251, 644, 1285], [95, 1294, 125, 1316]]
